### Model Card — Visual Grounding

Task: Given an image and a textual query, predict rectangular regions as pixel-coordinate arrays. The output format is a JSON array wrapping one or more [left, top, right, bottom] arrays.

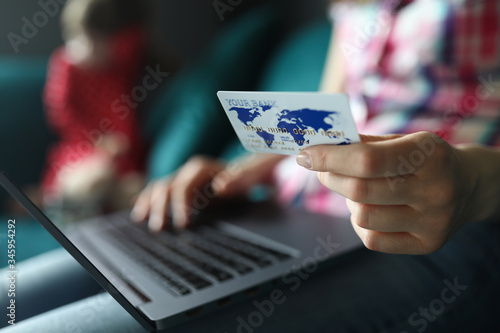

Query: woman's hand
[[130, 156, 224, 232], [131, 154, 285, 232], [296, 132, 486, 254]]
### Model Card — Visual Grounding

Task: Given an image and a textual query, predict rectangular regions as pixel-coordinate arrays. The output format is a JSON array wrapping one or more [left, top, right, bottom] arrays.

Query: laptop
[[0, 170, 362, 332]]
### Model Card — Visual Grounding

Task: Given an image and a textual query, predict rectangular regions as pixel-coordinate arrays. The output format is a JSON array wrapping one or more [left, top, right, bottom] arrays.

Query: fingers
[[130, 178, 171, 233], [211, 163, 252, 198], [297, 132, 442, 177], [317, 172, 421, 205], [345, 200, 424, 233], [169, 157, 223, 229], [130, 182, 153, 222], [359, 133, 404, 143], [148, 179, 172, 232], [130, 154, 282, 233], [350, 222, 445, 254], [131, 157, 225, 232], [350, 223, 426, 254], [294, 132, 460, 254], [213, 154, 284, 197]]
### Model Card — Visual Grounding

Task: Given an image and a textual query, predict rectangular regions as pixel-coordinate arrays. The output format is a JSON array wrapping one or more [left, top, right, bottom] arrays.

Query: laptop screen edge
[[0, 170, 157, 332]]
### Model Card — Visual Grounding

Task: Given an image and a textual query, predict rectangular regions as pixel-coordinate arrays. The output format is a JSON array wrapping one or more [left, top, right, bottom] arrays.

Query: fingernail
[[296, 152, 312, 169], [173, 208, 187, 231], [211, 177, 227, 195], [130, 207, 142, 222], [174, 216, 187, 232], [211, 181, 222, 195], [148, 215, 162, 233]]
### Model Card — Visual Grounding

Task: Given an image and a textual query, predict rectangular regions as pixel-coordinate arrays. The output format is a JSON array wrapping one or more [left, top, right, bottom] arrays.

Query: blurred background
[[0, 0, 326, 58], [0, 0, 330, 263], [1, 0, 249, 57]]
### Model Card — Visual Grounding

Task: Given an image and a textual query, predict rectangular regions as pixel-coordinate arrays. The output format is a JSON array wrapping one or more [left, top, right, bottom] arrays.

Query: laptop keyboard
[[102, 217, 293, 297]]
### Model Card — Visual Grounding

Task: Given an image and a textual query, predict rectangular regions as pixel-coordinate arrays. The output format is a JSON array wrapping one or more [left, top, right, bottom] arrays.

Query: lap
[[3, 221, 499, 332], [0, 247, 102, 329], [1, 292, 146, 333]]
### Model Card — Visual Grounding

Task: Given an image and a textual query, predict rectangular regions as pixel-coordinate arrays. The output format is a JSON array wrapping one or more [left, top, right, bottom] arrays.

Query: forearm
[[457, 144, 500, 223], [319, 26, 344, 93]]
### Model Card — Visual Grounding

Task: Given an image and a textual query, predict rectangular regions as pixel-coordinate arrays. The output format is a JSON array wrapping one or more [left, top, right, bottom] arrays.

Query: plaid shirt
[[275, 0, 500, 216]]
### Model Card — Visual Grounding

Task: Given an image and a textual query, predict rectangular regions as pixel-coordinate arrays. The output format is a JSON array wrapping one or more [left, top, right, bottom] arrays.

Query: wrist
[[455, 144, 500, 223]]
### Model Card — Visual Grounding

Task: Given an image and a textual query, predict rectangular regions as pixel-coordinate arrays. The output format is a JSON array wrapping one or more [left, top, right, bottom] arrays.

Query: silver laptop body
[[0, 170, 362, 331]]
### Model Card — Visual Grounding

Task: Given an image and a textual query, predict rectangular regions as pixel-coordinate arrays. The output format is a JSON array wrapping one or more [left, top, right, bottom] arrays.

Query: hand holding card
[[217, 91, 360, 155]]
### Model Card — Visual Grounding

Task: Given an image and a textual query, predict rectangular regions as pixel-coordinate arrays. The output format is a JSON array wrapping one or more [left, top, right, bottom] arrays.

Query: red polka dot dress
[[42, 29, 147, 198]]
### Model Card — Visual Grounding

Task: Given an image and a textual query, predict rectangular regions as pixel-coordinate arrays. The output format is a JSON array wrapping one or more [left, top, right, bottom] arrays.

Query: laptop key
[[143, 262, 191, 296], [179, 236, 254, 275], [202, 235, 273, 268], [216, 232, 292, 261], [110, 226, 213, 290], [128, 235, 213, 290], [154, 236, 234, 282], [106, 230, 192, 296]]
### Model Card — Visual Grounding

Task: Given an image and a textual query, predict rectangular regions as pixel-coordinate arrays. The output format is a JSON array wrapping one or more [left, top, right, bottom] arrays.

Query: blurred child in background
[[42, 0, 155, 221]]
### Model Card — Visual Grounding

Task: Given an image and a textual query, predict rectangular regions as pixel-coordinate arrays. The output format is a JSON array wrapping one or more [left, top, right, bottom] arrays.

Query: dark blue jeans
[[2, 220, 499, 332]]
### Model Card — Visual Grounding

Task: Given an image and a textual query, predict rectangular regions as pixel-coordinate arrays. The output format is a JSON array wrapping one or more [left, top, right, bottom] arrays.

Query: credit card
[[217, 91, 360, 155]]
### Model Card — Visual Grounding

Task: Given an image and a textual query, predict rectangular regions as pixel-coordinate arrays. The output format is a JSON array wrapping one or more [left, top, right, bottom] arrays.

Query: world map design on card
[[217, 91, 360, 155]]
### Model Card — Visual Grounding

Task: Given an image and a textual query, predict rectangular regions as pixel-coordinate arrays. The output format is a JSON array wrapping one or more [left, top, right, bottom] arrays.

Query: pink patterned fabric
[[275, 0, 500, 217]]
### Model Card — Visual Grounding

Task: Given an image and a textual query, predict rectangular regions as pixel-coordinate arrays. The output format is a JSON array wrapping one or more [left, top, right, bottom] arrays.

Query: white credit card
[[217, 91, 360, 155]]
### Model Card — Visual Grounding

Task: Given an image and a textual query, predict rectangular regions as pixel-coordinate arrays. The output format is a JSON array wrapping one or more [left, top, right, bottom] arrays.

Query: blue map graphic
[[229, 105, 273, 125], [229, 106, 350, 147]]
